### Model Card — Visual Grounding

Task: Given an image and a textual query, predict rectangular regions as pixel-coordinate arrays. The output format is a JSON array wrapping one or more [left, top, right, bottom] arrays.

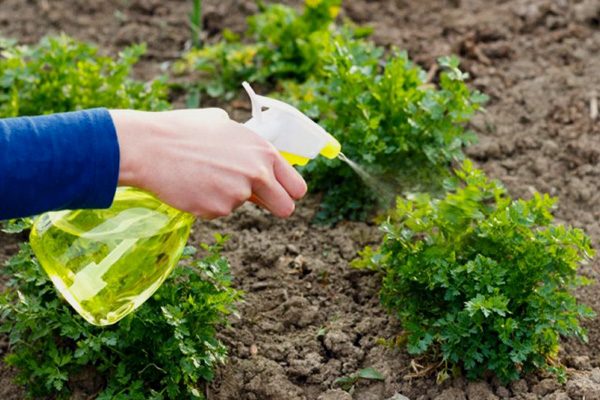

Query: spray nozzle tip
[[320, 137, 341, 159]]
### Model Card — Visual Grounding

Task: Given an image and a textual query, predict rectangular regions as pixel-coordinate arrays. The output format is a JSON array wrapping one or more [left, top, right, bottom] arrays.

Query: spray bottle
[[29, 82, 341, 326]]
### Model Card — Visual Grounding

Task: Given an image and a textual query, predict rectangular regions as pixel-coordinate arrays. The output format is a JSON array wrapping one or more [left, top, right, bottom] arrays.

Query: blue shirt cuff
[[0, 108, 120, 220]]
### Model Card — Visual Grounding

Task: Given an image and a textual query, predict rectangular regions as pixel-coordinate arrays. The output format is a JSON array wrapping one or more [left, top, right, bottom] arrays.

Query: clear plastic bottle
[[30, 187, 195, 326]]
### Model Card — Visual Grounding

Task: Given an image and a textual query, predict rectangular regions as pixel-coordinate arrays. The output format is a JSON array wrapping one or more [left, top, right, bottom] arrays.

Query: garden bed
[[1, 0, 600, 399]]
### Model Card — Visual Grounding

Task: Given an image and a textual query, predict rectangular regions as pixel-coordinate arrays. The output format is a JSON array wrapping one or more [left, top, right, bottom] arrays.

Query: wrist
[[109, 109, 152, 188]]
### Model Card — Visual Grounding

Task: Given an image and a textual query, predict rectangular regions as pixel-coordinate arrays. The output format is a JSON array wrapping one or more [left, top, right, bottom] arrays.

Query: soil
[[0, 0, 600, 399]]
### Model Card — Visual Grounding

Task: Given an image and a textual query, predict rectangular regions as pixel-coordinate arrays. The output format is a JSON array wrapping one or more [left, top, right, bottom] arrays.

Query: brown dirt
[[1, 0, 600, 399]]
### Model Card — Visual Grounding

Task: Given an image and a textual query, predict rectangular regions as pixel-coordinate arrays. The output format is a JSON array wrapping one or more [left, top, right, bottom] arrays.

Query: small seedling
[[190, 0, 203, 48], [334, 367, 385, 393]]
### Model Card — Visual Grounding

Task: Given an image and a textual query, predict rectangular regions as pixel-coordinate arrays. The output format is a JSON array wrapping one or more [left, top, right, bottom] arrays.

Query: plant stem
[[191, 0, 203, 48]]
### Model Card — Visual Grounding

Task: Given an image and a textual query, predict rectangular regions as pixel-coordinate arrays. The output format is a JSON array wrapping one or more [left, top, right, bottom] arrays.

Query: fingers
[[252, 174, 296, 218], [249, 151, 306, 218], [273, 155, 308, 200], [248, 194, 266, 208], [198, 194, 248, 220]]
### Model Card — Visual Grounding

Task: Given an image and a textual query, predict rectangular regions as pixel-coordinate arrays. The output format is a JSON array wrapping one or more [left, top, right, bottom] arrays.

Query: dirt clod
[[566, 374, 600, 400], [434, 387, 467, 400], [532, 379, 560, 396], [466, 381, 498, 400], [509, 379, 529, 395], [386, 394, 410, 400], [324, 330, 364, 362], [496, 386, 511, 399], [277, 295, 319, 328], [566, 355, 593, 370], [542, 392, 570, 400], [317, 389, 353, 400]]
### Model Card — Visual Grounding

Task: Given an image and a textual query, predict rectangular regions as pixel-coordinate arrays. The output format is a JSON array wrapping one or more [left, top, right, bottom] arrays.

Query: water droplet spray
[[337, 152, 399, 209]]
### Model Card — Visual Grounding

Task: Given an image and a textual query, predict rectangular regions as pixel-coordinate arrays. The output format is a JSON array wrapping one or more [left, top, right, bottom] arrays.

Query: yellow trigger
[[280, 151, 310, 166]]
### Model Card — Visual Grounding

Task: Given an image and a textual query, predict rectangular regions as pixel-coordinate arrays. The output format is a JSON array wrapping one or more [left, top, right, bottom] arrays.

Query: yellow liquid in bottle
[[30, 188, 195, 326]]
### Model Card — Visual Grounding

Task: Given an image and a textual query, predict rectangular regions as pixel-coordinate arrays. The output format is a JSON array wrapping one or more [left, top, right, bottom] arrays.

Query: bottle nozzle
[[242, 82, 342, 165], [320, 138, 341, 159]]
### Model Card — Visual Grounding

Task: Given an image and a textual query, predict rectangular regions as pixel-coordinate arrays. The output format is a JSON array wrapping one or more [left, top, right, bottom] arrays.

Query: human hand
[[110, 109, 307, 219]]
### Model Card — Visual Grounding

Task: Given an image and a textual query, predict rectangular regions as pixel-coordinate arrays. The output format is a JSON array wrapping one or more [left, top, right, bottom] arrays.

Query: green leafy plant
[[354, 160, 596, 383], [1, 218, 32, 234], [174, 0, 348, 100], [0, 34, 170, 118], [0, 236, 241, 399], [284, 51, 487, 222], [245, 0, 343, 81]]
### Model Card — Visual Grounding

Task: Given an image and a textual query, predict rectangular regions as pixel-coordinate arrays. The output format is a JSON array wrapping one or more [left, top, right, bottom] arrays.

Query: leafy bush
[[284, 51, 487, 222], [175, 38, 259, 101], [246, 0, 343, 80], [174, 0, 356, 100], [354, 160, 595, 383], [0, 34, 170, 118], [0, 236, 241, 399]]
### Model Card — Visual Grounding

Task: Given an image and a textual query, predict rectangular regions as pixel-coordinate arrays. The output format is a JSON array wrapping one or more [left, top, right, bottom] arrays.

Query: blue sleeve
[[0, 108, 120, 220]]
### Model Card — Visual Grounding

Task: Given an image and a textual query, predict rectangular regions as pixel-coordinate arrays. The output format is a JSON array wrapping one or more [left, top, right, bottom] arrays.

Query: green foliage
[[175, 39, 259, 101], [354, 160, 596, 383], [190, 0, 204, 48], [247, 0, 342, 80], [1, 218, 32, 234], [284, 51, 486, 222], [0, 34, 170, 118], [0, 236, 241, 399], [174, 0, 346, 100]]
